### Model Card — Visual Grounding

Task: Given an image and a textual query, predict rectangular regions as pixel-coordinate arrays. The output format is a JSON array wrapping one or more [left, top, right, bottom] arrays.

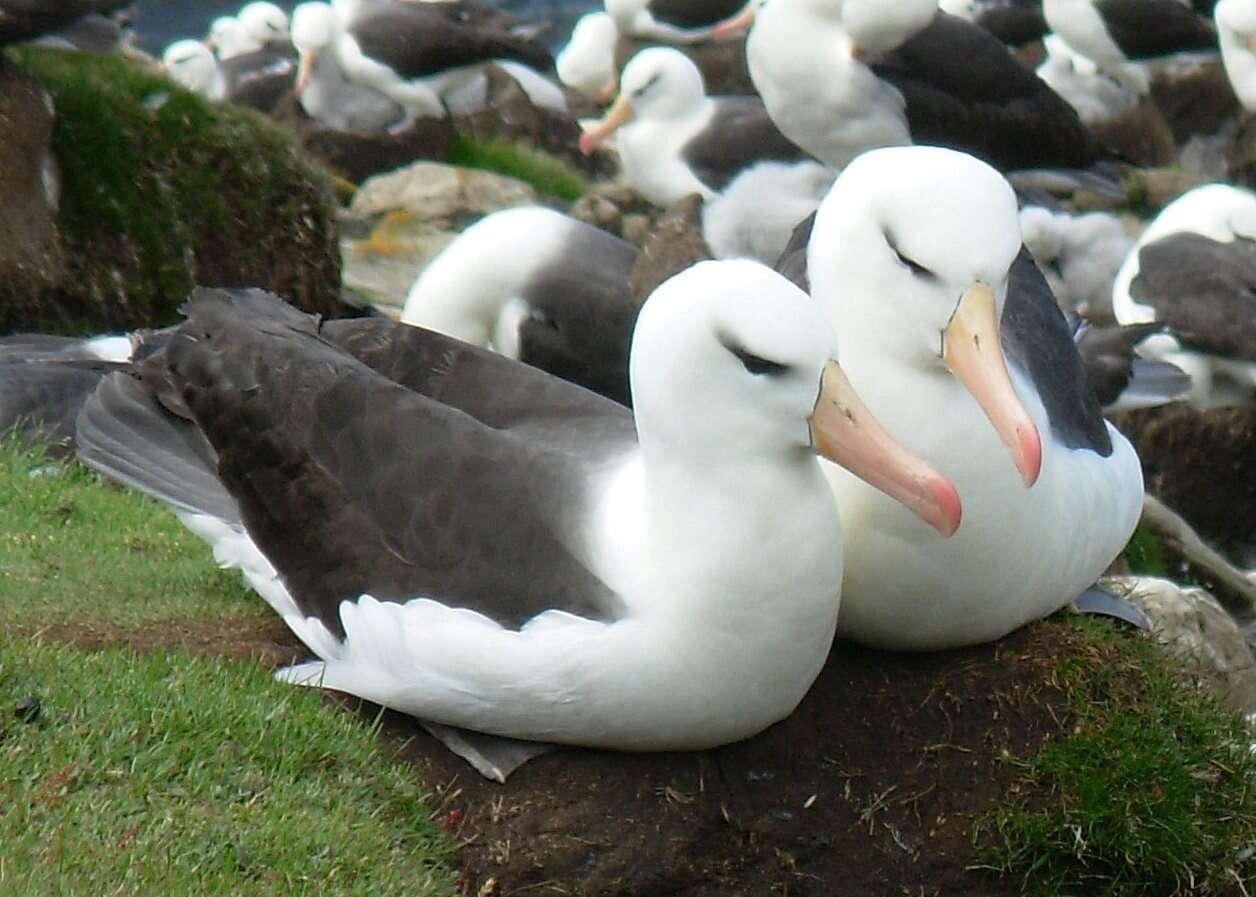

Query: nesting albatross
[[791, 146, 1144, 650], [74, 265, 962, 780], [1112, 183, 1256, 405], [720, 0, 1108, 174]]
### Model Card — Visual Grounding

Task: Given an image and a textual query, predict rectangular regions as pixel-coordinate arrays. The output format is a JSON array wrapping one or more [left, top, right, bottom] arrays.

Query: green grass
[[975, 618, 1256, 896], [0, 637, 456, 896], [0, 443, 256, 628], [0, 444, 457, 895], [449, 133, 589, 202]]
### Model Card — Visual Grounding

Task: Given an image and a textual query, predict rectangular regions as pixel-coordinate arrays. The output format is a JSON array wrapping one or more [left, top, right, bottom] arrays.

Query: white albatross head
[[633, 259, 963, 535], [240, 2, 292, 47], [807, 146, 1044, 487], [840, 0, 936, 55], [162, 40, 223, 98], [578, 47, 707, 155], [557, 12, 620, 101], [291, 1, 339, 92]]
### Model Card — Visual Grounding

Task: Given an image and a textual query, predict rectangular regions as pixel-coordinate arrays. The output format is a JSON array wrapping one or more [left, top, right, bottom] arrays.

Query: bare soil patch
[[29, 611, 1089, 896]]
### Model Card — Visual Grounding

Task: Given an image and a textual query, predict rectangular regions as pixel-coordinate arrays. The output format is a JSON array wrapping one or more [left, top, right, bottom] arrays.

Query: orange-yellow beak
[[579, 94, 634, 155], [712, 2, 756, 40], [942, 283, 1043, 487], [811, 361, 963, 537], [595, 77, 619, 105], [296, 50, 316, 95]]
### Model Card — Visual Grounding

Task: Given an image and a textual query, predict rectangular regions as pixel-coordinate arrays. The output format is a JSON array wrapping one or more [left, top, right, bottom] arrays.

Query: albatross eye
[[731, 345, 789, 377], [885, 232, 935, 279], [632, 73, 662, 98]]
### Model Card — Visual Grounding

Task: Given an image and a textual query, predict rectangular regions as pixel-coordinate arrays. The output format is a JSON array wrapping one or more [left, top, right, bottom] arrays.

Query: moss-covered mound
[[2, 48, 343, 334]]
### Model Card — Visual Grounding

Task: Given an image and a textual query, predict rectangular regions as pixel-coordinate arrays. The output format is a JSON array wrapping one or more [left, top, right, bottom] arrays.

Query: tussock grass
[[4, 46, 337, 334], [975, 618, 1256, 896], [449, 133, 588, 201]]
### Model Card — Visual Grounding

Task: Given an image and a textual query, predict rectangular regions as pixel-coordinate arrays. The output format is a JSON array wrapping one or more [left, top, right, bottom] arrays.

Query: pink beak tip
[[931, 478, 964, 537]]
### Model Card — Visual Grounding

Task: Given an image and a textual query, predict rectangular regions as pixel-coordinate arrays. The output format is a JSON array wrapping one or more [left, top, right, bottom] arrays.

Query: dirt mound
[[368, 624, 1080, 897], [26, 606, 1096, 895]]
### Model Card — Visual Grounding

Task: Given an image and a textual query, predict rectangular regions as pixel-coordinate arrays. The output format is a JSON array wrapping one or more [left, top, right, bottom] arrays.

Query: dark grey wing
[[647, 0, 746, 30], [974, 3, 1047, 47], [144, 289, 630, 636], [1075, 321, 1168, 407], [1094, 0, 1216, 59], [1130, 232, 1256, 363], [349, 0, 552, 79], [682, 97, 813, 192], [0, 333, 142, 453], [77, 372, 240, 522], [870, 13, 1104, 171], [222, 51, 296, 112], [516, 226, 641, 408], [319, 316, 636, 450], [772, 211, 815, 293], [1002, 249, 1113, 455], [0, 360, 112, 454]]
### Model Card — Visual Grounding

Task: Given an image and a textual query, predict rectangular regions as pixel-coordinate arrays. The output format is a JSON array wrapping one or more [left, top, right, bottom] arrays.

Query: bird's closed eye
[[886, 232, 934, 278], [730, 345, 789, 377]]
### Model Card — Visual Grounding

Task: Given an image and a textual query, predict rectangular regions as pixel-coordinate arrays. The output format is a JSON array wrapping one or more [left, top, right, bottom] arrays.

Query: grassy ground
[[974, 617, 1256, 896], [0, 445, 457, 896]]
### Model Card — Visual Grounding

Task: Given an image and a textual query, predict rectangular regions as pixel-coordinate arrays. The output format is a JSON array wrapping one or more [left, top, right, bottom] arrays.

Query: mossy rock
[[1, 48, 344, 335]]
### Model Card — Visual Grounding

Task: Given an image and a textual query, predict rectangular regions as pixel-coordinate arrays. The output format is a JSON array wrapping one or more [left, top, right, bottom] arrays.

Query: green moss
[[975, 618, 1256, 896], [449, 133, 588, 202], [4, 47, 339, 334]]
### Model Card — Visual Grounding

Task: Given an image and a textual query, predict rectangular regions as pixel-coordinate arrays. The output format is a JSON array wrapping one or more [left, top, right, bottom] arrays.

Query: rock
[[568, 182, 658, 241], [350, 161, 536, 223], [1112, 575, 1256, 714], [1114, 404, 1256, 566], [1115, 166, 1209, 214], [341, 162, 536, 310], [452, 65, 611, 178], [627, 194, 711, 305], [339, 221, 458, 313], [0, 60, 65, 324], [2, 48, 345, 333]]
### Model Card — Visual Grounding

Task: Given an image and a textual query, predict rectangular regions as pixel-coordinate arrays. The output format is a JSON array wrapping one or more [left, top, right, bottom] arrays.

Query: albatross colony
[[73, 264, 961, 780]]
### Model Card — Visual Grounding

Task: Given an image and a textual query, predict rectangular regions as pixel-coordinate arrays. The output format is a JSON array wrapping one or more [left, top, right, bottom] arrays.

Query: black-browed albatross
[[778, 146, 1144, 651], [1113, 182, 1256, 406], [400, 205, 641, 406], [579, 46, 828, 261], [718, 0, 1109, 174], [330, 0, 553, 118], [1043, 0, 1217, 66], [74, 266, 963, 780]]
